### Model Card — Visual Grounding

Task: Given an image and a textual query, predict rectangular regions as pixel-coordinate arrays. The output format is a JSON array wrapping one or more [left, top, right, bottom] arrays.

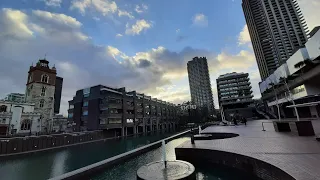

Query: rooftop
[[218, 72, 247, 79]]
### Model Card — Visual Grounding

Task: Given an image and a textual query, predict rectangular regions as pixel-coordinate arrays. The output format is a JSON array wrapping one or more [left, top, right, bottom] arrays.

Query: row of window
[[29, 74, 49, 83]]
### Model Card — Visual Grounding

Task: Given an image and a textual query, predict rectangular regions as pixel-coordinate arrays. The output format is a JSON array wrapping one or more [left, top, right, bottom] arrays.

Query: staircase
[[255, 109, 270, 119], [266, 111, 277, 119]]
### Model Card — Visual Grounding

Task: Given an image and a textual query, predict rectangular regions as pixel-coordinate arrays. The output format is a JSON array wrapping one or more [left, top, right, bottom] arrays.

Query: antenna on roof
[[44, 53, 47, 60]]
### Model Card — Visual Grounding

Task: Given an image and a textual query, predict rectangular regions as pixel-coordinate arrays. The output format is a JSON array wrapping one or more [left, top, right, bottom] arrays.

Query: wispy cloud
[[192, 13, 208, 27], [125, 19, 152, 35], [135, 4, 148, 14]]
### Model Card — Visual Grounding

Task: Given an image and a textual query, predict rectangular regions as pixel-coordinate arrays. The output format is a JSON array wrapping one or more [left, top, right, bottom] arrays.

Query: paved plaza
[[177, 120, 320, 180]]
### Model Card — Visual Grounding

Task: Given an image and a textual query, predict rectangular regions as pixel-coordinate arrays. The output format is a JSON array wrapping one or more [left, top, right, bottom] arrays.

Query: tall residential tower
[[217, 72, 253, 110], [187, 57, 214, 115], [242, 0, 308, 80]]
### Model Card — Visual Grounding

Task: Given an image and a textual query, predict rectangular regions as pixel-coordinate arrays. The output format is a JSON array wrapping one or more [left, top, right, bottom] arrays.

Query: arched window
[[41, 86, 46, 96], [40, 99, 45, 108], [29, 74, 33, 83], [0, 105, 7, 112], [41, 74, 49, 83], [21, 119, 31, 130]]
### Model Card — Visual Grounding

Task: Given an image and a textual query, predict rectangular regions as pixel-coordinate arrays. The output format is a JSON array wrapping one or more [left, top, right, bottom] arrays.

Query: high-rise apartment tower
[[242, 0, 308, 80], [187, 57, 214, 115]]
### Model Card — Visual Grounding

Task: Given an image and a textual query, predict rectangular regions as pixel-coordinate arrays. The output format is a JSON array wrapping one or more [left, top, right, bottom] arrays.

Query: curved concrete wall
[[175, 148, 295, 180]]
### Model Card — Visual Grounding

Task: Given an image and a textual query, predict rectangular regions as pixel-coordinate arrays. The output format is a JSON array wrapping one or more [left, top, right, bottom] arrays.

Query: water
[[93, 137, 261, 180], [0, 132, 176, 180]]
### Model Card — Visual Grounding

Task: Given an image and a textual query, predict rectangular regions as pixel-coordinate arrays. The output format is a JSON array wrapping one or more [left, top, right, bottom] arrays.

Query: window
[[83, 88, 90, 97], [41, 86, 46, 96], [41, 74, 49, 83], [69, 104, 74, 109], [21, 119, 31, 130], [68, 113, 73, 118], [83, 101, 89, 107], [108, 118, 121, 124], [0, 105, 7, 112], [82, 110, 88, 116], [1, 118, 6, 123], [29, 74, 33, 83], [40, 99, 44, 108]]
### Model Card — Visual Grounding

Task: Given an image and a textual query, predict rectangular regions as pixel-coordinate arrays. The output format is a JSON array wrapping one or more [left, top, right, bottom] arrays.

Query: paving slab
[[177, 120, 320, 180]]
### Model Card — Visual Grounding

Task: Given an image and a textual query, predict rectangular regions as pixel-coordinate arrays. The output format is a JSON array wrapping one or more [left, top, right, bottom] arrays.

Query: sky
[[0, 0, 319, 116]]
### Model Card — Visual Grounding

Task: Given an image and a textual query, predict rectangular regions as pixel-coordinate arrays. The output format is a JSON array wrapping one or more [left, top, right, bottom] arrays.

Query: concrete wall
[[0, 131, 104, 156], [286, 48, 309, 75], [176, 148, 295, 180], [47, 130, 189, 180]]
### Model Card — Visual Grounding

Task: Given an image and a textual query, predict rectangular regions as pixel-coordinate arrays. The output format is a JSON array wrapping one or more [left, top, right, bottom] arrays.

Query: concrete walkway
[[177, 120, 320, 180]]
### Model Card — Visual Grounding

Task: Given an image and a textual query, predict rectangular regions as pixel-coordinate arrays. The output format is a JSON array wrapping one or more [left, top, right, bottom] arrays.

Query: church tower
[[25, 59, 56, 132]]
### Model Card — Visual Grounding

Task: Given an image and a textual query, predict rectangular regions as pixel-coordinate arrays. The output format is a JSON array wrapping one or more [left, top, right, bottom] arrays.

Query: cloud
[[135, 4, 148, 14], [138, 59, 152, 68], [297, 0, 320, 31], [0, 8, 33, 39], [238, 25, 251, 45], [115, 33, 123, 37], [118, 10, 134, 19], [32, 10, 82, 29], [176, 35, 188, 42], [125, 19, 152, 35], [92, 16, 100, 21], [176, 29, 180, 33], [192, 13, 208, 27], [42, 0, 62, 7], [70, 0, 117, 16], [0, 7, 261, 116]]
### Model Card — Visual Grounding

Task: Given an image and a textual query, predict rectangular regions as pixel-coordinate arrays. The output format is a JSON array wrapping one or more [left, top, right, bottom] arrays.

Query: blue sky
[[0, 0, 318, 115]]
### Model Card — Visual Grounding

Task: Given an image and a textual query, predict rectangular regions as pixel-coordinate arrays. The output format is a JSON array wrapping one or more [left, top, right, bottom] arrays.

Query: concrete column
[[310, 106, 319, 118], [121, 127, 125, 137], [125, 126, 128, 136], [142, 118, 146, 134], [133, 125, 137, 134]]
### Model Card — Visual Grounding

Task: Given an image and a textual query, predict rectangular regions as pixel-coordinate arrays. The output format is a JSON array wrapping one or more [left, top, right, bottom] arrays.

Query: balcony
[[221, 99, 254, 105], [100, 113, 122, 119], [100, 103, 123, 109]]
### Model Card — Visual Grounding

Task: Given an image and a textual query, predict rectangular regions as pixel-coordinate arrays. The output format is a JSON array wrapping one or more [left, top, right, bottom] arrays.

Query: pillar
[[133, 125, 137, 134], [121, 127, 125, 137]]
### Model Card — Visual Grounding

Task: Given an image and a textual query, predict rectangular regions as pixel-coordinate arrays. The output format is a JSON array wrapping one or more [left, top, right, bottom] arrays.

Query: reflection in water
[[50, 151, 69, 178], [93, 137, 262, 180], [0, 132, 176, 180]]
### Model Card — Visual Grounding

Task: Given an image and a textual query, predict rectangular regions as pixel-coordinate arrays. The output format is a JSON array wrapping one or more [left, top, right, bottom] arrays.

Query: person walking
[[233, 111, 239, 126], [243, 117, 247, 126]]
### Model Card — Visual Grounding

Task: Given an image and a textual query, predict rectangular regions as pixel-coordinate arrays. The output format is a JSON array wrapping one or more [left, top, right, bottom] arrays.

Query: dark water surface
[[93, 137, 261, 180], [0, 132, 176, 180]]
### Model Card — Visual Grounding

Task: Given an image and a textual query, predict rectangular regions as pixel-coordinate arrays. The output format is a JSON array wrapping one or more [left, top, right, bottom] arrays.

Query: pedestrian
[[233, 113, 238, 126], [243, 117, 247, 126]]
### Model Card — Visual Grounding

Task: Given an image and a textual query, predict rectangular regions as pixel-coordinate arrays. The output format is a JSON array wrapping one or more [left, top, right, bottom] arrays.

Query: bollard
[[262, 122, 266, 131]]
